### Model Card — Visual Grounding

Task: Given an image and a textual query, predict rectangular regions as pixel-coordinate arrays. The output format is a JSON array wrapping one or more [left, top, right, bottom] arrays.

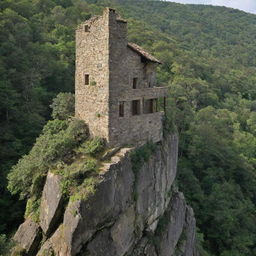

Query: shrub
[[70, 159, 97, 180], [0, 234, 16, 256], [50, 92, 75, 120], [70, 176, 99, 202], [78, 137, 105, 156], [8, 119, 88, 199], [24, 197, 41, 222], [59, 158, 98, 197], [130, 141, 157, 174]]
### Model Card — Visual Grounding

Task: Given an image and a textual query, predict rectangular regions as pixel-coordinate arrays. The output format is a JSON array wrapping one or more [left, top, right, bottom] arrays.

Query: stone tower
[[75, 8, 168, 147]]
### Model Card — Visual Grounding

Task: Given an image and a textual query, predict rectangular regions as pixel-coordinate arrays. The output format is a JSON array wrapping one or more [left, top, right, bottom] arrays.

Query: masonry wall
[[75, 11, 110, 139], [108, 14, 165, 146], [75, 8, 167, 147]]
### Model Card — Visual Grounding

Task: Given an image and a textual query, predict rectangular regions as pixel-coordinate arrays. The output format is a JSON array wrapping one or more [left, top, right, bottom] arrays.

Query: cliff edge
[[13, 134, 198, 256]]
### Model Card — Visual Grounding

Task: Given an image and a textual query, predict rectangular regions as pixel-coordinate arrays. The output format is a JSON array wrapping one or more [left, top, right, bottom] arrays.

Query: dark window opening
[[119, 102, 124, 117], [132, 100, 140, 115], [133, 78, 138, 89], [84, 25, 89, 32], [84, 74, 89, 85], [141, 56, 148, 63], [144, 98, 158, 114]]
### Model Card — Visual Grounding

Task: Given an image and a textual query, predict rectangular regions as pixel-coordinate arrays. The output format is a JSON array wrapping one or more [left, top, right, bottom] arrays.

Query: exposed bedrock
[[14, 134, 198, 256]]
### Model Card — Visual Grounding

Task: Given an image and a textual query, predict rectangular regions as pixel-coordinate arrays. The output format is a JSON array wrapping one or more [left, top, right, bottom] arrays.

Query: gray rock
[[110, 206, 135, 255], [87, 229, 117, 256], [13, 218, 41, 256], [184, 206, 197, 256], [53, 148, 135, 255], [135, 134, 178, 232], [40, 172, 64, 236], [24, 134, 198, 256], [157, 192, 187, 256]]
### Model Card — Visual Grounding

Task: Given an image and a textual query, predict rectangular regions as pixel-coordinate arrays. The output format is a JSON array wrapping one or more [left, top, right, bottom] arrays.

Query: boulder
[[40, 172, 64, 236], [13, 218, 41, 256]]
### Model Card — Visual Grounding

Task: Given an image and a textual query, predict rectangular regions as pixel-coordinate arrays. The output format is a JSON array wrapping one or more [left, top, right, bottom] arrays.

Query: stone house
[[75, 8, 168, 147]]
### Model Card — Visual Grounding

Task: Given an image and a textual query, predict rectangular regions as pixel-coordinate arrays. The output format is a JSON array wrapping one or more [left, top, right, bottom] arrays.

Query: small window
[[132, 100, 140, 115], [144, 98, 157, 114], [119, 102, 124, 117], [84, 25, 89, 32], [84, 74, 89, 85], [133, 78, 138, 89]]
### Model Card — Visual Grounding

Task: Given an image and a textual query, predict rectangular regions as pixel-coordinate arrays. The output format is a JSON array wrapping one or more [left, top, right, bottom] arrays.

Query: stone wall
[[108, 34, 168, 146], [75, 10, 110, 139], [75, 8, 168, 147]]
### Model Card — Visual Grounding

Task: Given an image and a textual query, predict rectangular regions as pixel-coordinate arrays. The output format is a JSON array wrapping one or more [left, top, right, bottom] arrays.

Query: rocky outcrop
[[14, 134, 198, 256], [13, 218, 41, 255], [40, 172, 64, 236]]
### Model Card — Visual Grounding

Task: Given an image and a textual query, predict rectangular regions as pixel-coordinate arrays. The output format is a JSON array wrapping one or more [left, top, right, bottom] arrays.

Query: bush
[[78, 137, 105, 156], [0, 234, 16, 256], [50, 92, 75, 120], [24, 197, 41, 222], [59, 158, 98, 197], [8, 119, 88, 199], [130, 142, 157, 174]]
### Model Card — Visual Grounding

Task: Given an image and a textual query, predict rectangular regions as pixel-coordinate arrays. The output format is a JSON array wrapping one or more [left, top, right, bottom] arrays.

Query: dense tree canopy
[[1, 0, 256, 255]]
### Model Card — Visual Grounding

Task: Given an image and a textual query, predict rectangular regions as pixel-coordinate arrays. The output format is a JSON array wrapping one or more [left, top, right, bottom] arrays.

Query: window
[[133, 78, 138, 89], [132, 100, 140, 115], [119, 102, 124, 117], [144, 98, 157, 114], [84, 25, 89, 32], [84, 74, 89, 85]]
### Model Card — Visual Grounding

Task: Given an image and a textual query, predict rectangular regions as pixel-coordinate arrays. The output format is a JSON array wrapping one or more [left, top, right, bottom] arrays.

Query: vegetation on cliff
[[7, 92, 105, 230], [1, 0, 256, 255]]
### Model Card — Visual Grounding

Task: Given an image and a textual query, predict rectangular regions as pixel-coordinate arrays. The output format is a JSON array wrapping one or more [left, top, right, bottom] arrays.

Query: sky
[[168, 0, 256, 14]]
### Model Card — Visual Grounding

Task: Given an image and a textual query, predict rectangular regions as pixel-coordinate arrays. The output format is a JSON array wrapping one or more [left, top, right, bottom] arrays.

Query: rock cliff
[[13, 134, 198, 256]]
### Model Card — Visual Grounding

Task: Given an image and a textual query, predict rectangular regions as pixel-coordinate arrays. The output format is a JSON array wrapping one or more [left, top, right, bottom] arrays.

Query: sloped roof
[[128, 43, 161, 64]]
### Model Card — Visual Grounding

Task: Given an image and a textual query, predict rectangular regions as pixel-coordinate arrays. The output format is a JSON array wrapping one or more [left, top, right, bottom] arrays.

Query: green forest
[[1, 0, 256, 255]]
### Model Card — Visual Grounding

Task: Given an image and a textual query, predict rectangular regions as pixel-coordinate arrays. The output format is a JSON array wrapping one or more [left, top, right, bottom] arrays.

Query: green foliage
[[58, 158, 98, 197], [0, 234, 16, 256], [130, 142, 157, 174], [77, 137, 105, 157], [1, 0, 256, 255], [50, 92, 75, 120], [24, 197, 41, 222], [70, 176, 99, 202], [8, 118, 88, 199]]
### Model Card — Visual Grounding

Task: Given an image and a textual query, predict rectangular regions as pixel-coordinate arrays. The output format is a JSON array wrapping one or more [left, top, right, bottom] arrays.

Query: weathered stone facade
[[75, 8, 168, 147]]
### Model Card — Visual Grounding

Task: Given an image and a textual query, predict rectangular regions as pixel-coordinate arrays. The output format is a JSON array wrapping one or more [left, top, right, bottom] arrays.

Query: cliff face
[[13, 135, 198, 256]]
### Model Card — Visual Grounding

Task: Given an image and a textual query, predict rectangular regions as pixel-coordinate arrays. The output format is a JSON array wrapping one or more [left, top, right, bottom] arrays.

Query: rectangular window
[[132, 100, 140, 115], [84, 25, 89, 32], [84, 74, 89, 85], [133, 77, 138, 89], [119, 102, 124, 117], [144, 98, 157, 114]]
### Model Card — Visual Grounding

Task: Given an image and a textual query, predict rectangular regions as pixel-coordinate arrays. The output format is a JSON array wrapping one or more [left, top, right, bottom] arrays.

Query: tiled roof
[[127, 42, 161, 64]]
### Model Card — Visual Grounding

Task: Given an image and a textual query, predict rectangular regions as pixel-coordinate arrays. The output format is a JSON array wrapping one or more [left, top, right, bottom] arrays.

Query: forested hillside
[[1, 0, 256, 255]]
